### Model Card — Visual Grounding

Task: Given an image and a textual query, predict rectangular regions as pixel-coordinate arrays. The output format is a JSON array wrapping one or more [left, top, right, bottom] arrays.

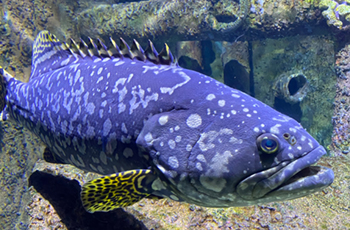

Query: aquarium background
[[0, 0, 349, 229]]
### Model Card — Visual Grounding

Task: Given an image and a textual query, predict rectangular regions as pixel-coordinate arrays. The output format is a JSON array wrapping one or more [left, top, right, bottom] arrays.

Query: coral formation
[[318, 0, 350, 29]]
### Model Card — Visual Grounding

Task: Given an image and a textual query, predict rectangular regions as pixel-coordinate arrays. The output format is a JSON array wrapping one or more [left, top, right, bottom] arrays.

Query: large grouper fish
[[0, 31, 334, 213]]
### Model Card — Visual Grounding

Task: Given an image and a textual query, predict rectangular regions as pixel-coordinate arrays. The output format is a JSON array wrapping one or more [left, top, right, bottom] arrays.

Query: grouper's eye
[[257, 133, 279, 154]]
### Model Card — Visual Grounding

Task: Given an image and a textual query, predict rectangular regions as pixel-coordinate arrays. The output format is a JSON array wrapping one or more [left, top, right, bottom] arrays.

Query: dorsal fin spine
[[88, 37, 98, 57], [131, 39, 146, 61], [144, 40, 159, 63], [109, 38, 122, 58], [61, 34, 176, 65], [119, 37, 132, 58], [79, 39, 92, 57], [64, 42, 78, 59], [158, 43, 174, 65], [70, 38, 86, 58], [97, 39, 109, 57]]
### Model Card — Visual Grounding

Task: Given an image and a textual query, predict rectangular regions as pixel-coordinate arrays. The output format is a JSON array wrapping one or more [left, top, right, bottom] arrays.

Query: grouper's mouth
[[236, 145, 334, 202]]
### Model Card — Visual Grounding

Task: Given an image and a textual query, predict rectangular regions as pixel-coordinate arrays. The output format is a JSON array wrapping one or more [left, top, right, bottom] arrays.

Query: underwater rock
[[75, 0, 249, 42], [177, 41, 204, 73], [24, 156, 349, 229], [72, 0, 330, 41], [331, 44, 350, 155], [176, 40, 250, 91], [0, 121, 42, 229], [221, 41, 250, 94], [273, 72, 309, 104], [27, 169, 147, 230], [252, 35, 336, 148], [0, 0, 337, 56]]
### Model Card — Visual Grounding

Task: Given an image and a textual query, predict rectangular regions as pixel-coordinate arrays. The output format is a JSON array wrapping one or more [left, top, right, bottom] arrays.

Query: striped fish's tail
[[0, 66, 12, 121]]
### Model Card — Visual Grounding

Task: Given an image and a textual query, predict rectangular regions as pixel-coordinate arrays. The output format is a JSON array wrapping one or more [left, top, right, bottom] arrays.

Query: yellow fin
[[81, 169, 156, 213]]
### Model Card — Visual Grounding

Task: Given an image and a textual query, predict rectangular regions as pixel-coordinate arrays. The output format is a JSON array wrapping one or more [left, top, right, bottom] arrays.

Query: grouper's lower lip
[[236, 145, 334, 201]]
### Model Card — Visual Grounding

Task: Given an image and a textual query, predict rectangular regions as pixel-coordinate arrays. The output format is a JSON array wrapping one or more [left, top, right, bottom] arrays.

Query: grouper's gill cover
[[0, 31, 334, 212]]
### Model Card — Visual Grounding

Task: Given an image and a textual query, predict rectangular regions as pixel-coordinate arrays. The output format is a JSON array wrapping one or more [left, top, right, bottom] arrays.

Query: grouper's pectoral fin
[[81, 169, 157, 213]]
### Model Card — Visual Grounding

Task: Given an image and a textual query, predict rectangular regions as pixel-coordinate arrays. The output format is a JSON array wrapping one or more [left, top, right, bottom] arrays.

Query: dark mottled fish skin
[[0, 31, 334, 208]]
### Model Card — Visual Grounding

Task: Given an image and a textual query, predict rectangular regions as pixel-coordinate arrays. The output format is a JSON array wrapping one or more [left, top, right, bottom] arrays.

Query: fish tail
[[0, 66, 12, 121]]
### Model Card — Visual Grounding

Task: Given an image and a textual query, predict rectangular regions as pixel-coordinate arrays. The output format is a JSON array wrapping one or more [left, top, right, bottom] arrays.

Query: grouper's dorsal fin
[[31, 31, 177, 79], [66, 35, 176, 65], [31, 31, 74, 79]]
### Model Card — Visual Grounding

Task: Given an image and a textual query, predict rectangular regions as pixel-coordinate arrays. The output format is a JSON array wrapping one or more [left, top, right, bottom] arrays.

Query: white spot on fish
[[273, 115, 292, 123], [112, 78, 127, 93], [123, 148, 133, 158], [289, 127, 297, 133], [160, 71, 190, 95], [186, 114, 202, 128], [121, 123, 128, 134], [74, 69, 81, 84], [118, 103, 126, 113], [168, 139, 176, 149], [175, 136, 182, 142], [144, 133, 154, 145], [308, 141, 313, 148], [158, 115, 169, 125], [127, 73, 134, 83], [196, 162, 203, 171], [243, 108, 249, 112], [114, 61, 125, 66], [168, 156, 179, 169], [86, 103, 95, 115], [270, 124, 282, 134], [103, 118, 112, 136], [96, 76, 103, 84], [218, 100, 225, 107], [197, 154, 206, 162], [206, 94, 216, 101], [100, 152, 107, 165], [288, 153, 294, 160]]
